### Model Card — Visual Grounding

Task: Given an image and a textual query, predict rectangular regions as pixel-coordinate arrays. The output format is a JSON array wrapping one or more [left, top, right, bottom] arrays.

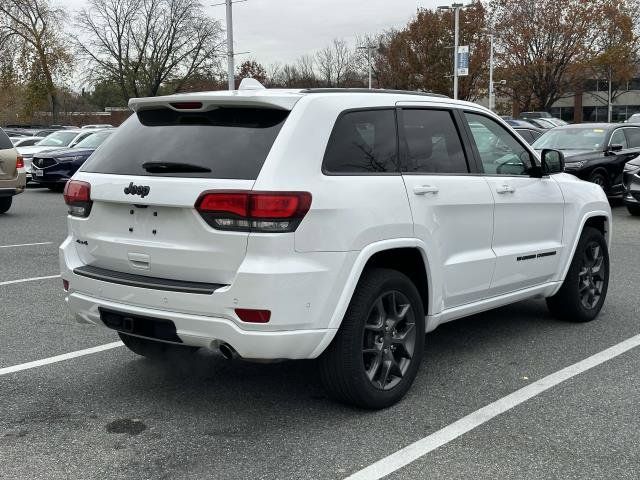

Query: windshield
[[75, 131, 113, 149], [36, 131, 78, 147], [533, 128, 607, 151]]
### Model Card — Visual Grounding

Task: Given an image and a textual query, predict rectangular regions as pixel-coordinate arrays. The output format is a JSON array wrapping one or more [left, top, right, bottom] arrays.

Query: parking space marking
[[0, 241, 53, 249], [0, 275, 61, 286], [346, 333, 640, 480], [0, 342, 123, 376]]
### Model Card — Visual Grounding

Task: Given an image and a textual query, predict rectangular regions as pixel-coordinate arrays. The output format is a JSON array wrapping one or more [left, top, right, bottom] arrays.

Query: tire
[[627, 204, 640, 216], [588, 171, 610, 193], [319, 268, 425, 409], [0, 196, 12, 214], [118, 332, 199, 360], [546, 227, 609, 322]]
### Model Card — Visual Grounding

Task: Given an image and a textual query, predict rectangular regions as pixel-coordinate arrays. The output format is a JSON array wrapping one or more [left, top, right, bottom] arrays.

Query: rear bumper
[[0, 175, 26, 197], [60, 236, 353, 359], [68, 292, 335, 359]]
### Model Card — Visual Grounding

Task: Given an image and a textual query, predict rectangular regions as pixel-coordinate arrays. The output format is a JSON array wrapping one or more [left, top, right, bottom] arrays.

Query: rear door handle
[[413, 185, 439, 195], [496, 184, 515, 194]]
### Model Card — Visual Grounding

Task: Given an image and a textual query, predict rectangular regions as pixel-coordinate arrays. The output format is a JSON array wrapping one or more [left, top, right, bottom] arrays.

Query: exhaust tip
[[219, 343, 238, 360]]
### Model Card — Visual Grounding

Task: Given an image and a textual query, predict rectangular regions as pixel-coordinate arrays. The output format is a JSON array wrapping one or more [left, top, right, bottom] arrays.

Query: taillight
[[195, 191, 311, 232], [63, 180, 93, 218], [16, 156, 24, 169]]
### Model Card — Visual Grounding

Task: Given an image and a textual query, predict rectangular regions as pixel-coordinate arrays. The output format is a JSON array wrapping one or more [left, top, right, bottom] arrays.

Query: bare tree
[[315, 39, 355, 87], [74, 0, 225, 101], [0, 0, 72, 122]]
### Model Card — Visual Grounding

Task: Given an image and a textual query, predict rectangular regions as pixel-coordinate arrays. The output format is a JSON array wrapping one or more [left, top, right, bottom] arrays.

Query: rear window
[[323, 109, 398, 174], [82, 107, 289, 179], [0, 129, 12, 149]]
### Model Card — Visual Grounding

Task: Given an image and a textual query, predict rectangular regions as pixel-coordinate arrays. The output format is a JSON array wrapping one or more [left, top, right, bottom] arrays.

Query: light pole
[[357, 44, 376, 89], [212, 0, 247, 90], [438, 3, 465, 100], [489, 34, 494, 111]]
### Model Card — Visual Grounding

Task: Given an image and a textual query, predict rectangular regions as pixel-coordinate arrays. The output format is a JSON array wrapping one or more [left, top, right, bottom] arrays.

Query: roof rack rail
[[300, 88, 449, 98]]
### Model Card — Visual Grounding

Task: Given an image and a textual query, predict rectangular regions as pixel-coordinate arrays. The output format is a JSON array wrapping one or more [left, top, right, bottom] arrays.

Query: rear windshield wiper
[[142, 161, 212, 173]]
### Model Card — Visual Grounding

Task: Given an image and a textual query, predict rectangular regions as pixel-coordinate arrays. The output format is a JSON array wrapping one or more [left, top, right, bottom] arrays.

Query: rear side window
[[400, 109, 468, 173], [0, 129, 12, 149], [323, 109, 398, 174], [624, 127, 640, 148], [82, 107, 289, 179]]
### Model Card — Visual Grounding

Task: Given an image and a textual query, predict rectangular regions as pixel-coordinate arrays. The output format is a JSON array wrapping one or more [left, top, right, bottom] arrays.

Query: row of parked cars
[[497, 112, 640, 216], [0, 124, 115, 212]]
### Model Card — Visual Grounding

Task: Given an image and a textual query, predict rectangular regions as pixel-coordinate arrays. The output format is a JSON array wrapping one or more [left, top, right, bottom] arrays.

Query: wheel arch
[[556, 211, 611, 289], [325, 239, 435, 332]]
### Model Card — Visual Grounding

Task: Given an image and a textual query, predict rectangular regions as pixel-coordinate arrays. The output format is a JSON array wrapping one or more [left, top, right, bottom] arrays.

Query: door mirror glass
[[541, 149, 564, 175]]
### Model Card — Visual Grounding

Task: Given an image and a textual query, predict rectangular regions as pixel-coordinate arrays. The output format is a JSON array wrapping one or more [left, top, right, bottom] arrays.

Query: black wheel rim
[[578, 241, 605, 310], [362, 290, 416, 391], [592, 176, 605, 187]]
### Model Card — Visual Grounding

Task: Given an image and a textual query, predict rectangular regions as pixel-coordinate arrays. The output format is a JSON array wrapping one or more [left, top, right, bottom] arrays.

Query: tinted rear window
[[323, 109, 398, 174], [82, 107, 289, 179], [0, 129, 12, 149]]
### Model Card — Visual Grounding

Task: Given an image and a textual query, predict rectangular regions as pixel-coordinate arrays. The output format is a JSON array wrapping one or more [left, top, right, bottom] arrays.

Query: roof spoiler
[[129, 90, 300, 112]]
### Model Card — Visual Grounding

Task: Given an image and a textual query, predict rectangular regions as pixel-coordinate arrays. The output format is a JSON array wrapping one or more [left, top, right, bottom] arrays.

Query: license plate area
[[99, 308, 182, 342]]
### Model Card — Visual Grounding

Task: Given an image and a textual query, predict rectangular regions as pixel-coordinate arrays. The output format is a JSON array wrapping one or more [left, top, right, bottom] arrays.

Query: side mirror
[[541, 149, 565, 175], [607, 144, 624, 153]]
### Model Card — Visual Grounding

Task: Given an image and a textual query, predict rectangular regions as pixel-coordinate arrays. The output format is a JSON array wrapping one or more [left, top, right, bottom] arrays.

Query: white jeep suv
[[60, 86, 611, 409]]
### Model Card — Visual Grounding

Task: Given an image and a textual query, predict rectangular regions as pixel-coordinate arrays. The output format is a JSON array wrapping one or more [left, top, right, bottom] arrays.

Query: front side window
[[465, 113, 532, 175], [400, 109, 468, 174], [323, 109, 398, 174], [609, 129, 628, 148], [624, 127, 640, 148]]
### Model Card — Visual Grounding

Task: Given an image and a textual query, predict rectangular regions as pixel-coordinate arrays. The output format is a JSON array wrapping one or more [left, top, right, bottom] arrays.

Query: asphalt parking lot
[[1, 188, 639, 480]]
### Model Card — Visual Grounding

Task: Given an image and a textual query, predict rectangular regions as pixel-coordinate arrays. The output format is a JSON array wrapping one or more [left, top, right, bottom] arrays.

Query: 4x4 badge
[[124, 182, 150, 198]]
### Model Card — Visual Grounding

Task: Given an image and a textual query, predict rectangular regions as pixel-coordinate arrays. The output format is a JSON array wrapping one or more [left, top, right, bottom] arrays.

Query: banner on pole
[[457, 46, 469, 76]]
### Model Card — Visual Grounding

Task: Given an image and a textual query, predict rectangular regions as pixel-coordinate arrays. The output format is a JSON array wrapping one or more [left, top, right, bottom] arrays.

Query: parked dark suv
[[533, 123, 640, 195]]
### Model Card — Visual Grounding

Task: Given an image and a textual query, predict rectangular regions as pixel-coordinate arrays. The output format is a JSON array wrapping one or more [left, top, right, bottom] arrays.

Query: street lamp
[[211, 0, 248, 90], [438, 2, 465, 100], [357, 44, 376, 89]]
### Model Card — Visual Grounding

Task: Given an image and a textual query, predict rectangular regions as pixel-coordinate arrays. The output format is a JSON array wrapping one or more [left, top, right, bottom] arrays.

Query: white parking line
[[0, 241, 53, 249], [0, 275, 61, 286], [0, 342, 124, 376], [346, 333, 640, 480]]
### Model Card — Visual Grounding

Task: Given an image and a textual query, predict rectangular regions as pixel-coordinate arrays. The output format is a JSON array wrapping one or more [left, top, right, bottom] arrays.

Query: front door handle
[[496, 184, 515, 194], [413, 185, 439, 195]]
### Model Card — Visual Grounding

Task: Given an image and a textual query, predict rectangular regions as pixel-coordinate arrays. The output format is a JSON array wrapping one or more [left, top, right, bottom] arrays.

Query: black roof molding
[[300, 88, 449, 98]]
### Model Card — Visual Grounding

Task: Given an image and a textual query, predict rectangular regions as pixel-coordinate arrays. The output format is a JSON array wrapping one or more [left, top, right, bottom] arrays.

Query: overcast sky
[[58, 0, 442, 68]]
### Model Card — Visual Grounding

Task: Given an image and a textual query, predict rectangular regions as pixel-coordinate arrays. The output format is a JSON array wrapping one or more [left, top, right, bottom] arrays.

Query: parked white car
[[60, 85, 612, 408], [18, 129, 103, 180]]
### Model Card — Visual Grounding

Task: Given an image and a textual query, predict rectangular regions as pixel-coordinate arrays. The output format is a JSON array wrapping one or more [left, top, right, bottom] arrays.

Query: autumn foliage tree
[[374, 1, 489, 100], [0, 0, 73, 122], [490, 0, 638, 112]]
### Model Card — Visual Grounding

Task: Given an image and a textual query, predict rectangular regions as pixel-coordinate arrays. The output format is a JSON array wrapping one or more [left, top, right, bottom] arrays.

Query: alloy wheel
[[362, 290, 416, 390], [578, 241, 605, 310]]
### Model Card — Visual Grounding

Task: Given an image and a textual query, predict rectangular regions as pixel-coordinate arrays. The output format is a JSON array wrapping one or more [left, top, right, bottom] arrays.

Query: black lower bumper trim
[[99, 308, 181, 342], [73, 265, 224, 294]]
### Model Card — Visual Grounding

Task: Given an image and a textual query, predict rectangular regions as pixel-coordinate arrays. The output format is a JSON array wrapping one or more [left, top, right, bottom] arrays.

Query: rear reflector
[[235, 308, 271, 323], [196, 191, 311, 232], [63, 180, 93, 217], [16, 156, 24, 169], [62, 279, 69, 291]]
